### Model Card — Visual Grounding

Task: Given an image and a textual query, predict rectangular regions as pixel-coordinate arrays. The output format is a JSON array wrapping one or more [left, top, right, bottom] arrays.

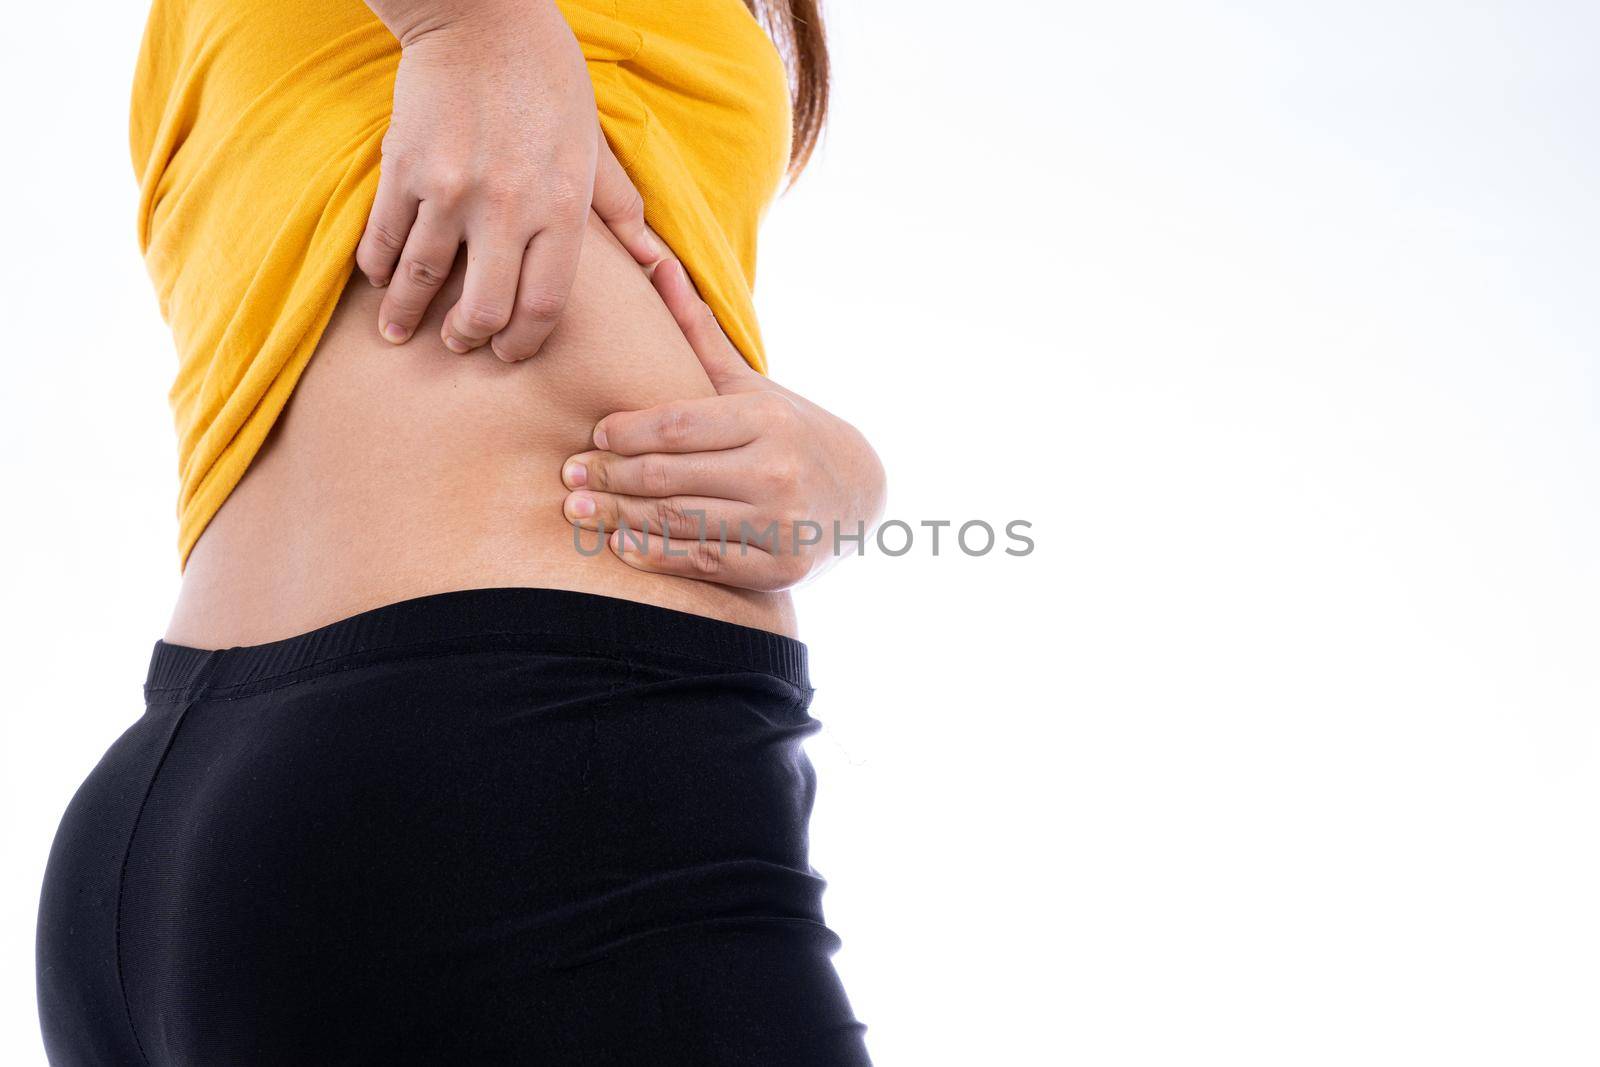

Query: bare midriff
[[164, 215, 796, 649]]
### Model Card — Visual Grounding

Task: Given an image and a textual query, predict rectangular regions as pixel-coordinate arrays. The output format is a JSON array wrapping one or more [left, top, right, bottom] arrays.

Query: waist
[[150, 586, 810, 702], [166, 217, 796, 647]]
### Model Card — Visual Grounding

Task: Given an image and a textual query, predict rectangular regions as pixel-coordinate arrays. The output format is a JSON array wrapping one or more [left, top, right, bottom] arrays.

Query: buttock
[[36, 588, 869, 1066]]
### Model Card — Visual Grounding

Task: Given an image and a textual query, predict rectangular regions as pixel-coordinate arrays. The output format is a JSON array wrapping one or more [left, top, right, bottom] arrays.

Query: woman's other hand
[[356, 0, 662, 361], [560, 260, 888, 592]]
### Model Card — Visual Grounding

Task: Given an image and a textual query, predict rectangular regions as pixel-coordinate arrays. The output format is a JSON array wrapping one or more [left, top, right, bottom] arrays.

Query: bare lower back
[[165, 215, 795, 648]]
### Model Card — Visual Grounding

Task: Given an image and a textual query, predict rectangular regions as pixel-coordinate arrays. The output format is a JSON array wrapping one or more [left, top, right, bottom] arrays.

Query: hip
[[38, 588, 867, 1065]]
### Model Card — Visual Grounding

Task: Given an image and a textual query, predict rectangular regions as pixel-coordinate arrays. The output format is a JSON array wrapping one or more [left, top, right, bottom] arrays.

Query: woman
[[35, 0, 884, 1062]]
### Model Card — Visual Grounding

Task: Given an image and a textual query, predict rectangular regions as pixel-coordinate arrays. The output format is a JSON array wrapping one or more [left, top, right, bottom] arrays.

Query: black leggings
[[36, 588, 869, 1065]]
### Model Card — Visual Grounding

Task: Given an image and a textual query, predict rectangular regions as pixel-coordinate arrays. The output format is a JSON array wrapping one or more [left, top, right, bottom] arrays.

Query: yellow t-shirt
[[130, 0, 792, 568]]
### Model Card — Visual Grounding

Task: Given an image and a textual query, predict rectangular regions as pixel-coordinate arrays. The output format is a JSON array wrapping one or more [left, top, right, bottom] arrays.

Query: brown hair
[[745, 0, 830, 180]]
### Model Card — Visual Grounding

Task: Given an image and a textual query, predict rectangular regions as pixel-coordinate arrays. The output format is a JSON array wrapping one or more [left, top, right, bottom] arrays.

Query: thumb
[[592, 130, 664, 268], [652, 258, 762, 393]]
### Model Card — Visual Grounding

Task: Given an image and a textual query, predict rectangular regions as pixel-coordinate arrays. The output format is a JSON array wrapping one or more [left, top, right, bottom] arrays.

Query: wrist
[[366, 0, 564, 50]]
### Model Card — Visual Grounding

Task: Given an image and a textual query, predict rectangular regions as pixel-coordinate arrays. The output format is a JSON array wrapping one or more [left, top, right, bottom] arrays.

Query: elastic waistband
[[145, 587, 809, 702]]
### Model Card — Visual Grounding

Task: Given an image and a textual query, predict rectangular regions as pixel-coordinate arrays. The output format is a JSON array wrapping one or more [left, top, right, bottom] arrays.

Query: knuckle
[[656, 408, 693, 445], [757, 391, 795, 422], [517, 288, 567, 325], [639, 458, 672, 498], [422, 166, 472, 203], [687, 541, 722, 576], [365, 219, 407, 253], [456, 299, 510, 335], [777, 506, 811, 533], [616, 185, 645, 222], [403, 257, 447, 289], [545, 177, 589, 215], [655, 497, 696, 536], [764, 461, 799, 494], [379, 134, 413, 169]]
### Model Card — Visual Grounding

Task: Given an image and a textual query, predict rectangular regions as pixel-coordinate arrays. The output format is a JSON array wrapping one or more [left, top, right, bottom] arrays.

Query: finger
[[562, 490, 750, 540], [561, 449, 753, 503], [592, 133, 664, 268], [650, 258, 758, 390], [355, 174, 417, 287], [489, 221, 583, 362], [378, 203, 460, 344], [440, 232, 523, 353], [588, 395, 767, 457], [608, 528, 805, 593]]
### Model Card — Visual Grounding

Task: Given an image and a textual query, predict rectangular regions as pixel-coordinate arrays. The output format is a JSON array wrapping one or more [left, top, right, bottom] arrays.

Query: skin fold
[[167, 215, 799, 647], [563, 257, 886, 593]]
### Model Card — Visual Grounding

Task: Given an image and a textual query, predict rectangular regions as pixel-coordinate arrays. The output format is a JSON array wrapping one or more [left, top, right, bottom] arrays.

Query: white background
[[4, 1, 1598, 1063]]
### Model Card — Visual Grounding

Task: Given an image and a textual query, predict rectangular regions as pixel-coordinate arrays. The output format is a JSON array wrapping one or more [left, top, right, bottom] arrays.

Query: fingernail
[[567, 493, 595, 519], [383, 322, 408, 343], [444, 336, 470, 354], [369, 273, 388, 288], [610, 529, 624, 554], [563, 462, 587, 488], [593, 423, 609, 450]]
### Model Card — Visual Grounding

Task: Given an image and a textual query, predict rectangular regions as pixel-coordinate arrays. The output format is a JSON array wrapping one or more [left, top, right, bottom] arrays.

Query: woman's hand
[[559, 259, 888, 592], [357, 0, 662, 361]]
